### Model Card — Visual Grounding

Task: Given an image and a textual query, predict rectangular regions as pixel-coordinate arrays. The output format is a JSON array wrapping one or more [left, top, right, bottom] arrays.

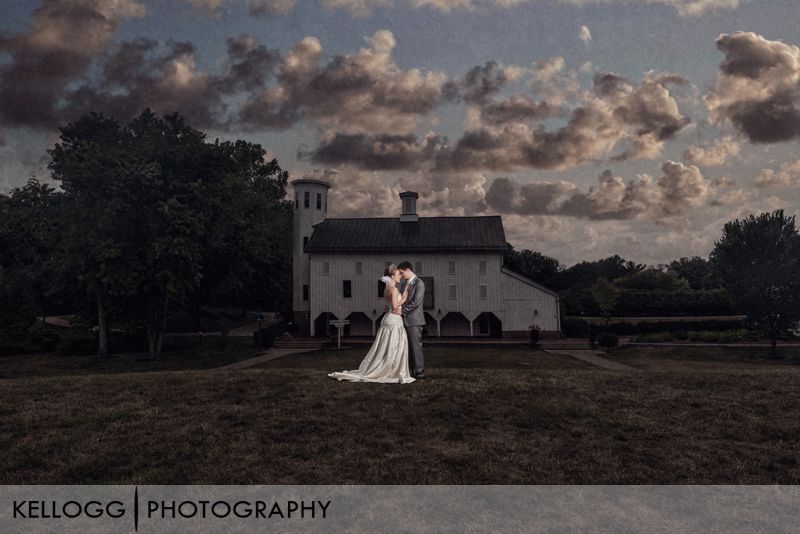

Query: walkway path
[[545, 349, 640, 371], [216, 347, 317, 370]]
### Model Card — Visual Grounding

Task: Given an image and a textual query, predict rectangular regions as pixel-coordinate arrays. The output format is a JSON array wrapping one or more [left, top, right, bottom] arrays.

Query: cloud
[[239, 30, 449, 133], [433, 70, 689, 172], [248, 0, 297, 16], [579, 25, 592, 46], [187, 0, 229, 17], [754, 160, 800, 188], [320, 0, 392, 16], [302, 131, 445, 170], [683, 135, 741, 166], [0, 0, 146, 129], [706, 32, 800, 143], [319, 0, 739, 17], [483, 161, 710, 220]]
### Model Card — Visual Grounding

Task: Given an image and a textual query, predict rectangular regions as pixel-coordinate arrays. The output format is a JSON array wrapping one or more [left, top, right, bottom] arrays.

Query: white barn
[[291, 178, 561, 339]]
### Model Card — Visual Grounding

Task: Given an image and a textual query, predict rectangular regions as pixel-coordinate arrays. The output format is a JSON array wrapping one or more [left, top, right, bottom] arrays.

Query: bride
[[328, 264, 416, 384]]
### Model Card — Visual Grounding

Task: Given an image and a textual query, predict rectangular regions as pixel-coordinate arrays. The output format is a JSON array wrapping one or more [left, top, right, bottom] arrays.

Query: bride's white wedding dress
[[328, 310, 415, 384]]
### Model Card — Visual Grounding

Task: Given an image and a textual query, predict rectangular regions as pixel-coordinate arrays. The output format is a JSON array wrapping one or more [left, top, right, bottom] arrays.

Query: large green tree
[[48, 113, 136, 357], [710, 210, 800, 356], [668, 256, 723, 290], [192, 139, 292, 320], [503, 245, 562, 287], [0, 179, 63, 331], [48, 109, 291, 357]]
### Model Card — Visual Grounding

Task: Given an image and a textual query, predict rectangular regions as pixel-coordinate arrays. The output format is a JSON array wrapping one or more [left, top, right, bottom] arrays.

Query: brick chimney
[[399, 191, 419, 223]]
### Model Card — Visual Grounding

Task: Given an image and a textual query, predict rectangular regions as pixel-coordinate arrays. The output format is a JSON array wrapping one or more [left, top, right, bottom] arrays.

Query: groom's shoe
[[413, 373, 426, 380]]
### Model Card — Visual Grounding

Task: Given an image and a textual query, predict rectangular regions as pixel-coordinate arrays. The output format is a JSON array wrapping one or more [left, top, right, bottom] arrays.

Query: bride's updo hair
[[384, 264, 398, 277]]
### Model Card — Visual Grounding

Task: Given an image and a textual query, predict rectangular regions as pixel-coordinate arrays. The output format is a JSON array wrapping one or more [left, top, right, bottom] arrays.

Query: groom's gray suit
[[399, 276, 425, 377]]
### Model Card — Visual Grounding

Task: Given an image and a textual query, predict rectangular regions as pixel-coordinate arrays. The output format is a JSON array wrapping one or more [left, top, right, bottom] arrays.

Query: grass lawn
[[0, 337, 263, 378], [1, 345, 800, 484], [608, 345, 800, 371]]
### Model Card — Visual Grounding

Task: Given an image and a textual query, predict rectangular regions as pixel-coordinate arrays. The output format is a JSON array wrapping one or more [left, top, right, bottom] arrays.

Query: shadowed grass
[[0, 338, 263, 378], [609, 345, 800, 371], [259, 346, 589, 371], [2, 345, 800, 484]]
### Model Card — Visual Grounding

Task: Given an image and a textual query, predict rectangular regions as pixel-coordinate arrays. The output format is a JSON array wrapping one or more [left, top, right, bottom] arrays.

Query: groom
[[397, 262, 425, 379]]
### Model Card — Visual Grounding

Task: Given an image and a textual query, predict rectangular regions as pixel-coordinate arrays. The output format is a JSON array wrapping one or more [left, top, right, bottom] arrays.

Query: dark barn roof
[[305, 216, 507, 253]]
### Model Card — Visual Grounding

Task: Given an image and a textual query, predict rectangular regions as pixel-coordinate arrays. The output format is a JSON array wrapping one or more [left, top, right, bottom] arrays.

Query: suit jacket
[[399, 276, 426, 327]]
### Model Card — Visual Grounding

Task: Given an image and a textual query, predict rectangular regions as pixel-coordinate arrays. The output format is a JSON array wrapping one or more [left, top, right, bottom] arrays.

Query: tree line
[[0, 109, 291, 358], [504, 210, 800, 353]]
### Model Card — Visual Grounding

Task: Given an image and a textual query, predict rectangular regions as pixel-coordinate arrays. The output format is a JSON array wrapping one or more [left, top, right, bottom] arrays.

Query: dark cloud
[[215, 34, 281, 94], [433, 71, 690, 172], [0, 0, 145, 128], [460, 61, 509, 103], [483, 161, 710, 220], [707, 32, 800, 143], [248, 0, 297, 17], [303, 131, 445, 170], [62, 38, 224, 129]]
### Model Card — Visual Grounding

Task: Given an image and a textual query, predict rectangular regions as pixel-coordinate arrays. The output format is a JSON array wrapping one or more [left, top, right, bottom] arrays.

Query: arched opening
[[346, 312, 372, 337], [473, 312, 503, 338], [440, 312, 471, 337], [313, 312, 338, 338]]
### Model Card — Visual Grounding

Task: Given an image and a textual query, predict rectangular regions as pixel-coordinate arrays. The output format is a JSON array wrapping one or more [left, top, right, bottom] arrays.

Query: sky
[[1, 0, 800, 267]]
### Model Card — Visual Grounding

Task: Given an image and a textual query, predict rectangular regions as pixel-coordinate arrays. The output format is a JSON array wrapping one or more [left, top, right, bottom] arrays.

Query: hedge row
[[561, 317, 747, 338], [561, 288, 736, 316]]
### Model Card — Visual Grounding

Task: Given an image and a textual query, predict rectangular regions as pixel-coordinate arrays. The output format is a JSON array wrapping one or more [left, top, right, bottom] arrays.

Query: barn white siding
[[499, 268, 560, 332], [307, 252, 560, 336]]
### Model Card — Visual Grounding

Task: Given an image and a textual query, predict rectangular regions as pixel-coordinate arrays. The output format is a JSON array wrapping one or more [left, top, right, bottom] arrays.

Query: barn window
[[480, 285, 488, 299], [303, 236, 309, 250], [448, 261, 455, 274], [323, 262, 330, 275], [415, 261, 422, 273], [449, 284, 456, 299], [356, 261, 363, 274], [303, 284, 309, 301], [479, 261, 487, 275], [378, 280, 386, 297], [304, 191, 310, 208], [316, 193, 322, 209], [295, 192, 299, 208], [343, 280, 352, 299]]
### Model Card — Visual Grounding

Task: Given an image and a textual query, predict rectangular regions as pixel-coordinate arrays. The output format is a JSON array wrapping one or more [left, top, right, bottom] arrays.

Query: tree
[[0, 179, 63, 330], [553, 254, 644, 290], [668, 256, 723, 289], [710, 210, 800, 356], [48, 113, 135, 358], [614, 268, 689, 291], [118, 111, 209, 357], [590, 278, 620, 321], [503, 245, 562, 287], [191, 139, 292, 318], [48, 109, 292, 358]]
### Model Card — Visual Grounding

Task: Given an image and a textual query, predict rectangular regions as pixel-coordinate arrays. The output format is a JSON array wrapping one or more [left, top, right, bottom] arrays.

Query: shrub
[[597, 332, 619, 352]]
